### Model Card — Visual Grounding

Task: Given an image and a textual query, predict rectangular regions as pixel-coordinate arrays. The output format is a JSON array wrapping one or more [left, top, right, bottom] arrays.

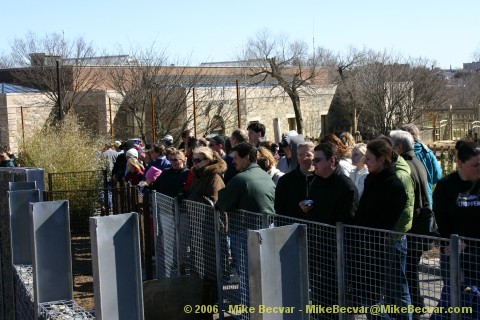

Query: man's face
[[209, 141, 222, 153], [232, 151, 250, 171], [313, 150, 335, 178], [248, 130, 261, 144], [297, 146, 314, 172]]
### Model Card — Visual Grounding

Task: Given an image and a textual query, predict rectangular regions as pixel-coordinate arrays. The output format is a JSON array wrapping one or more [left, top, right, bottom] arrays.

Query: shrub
[[18, 113, 106, 178], [17, 114, 108, 223]]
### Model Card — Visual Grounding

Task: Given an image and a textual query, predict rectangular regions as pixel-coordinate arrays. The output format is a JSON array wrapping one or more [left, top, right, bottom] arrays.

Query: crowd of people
[[99, 122, 479, 319]]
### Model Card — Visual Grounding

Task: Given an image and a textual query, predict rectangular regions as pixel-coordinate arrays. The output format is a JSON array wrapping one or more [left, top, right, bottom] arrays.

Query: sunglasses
[[312, 157, 328, 164], [171, 158, 180, 162], [192, 158, 206, 164]]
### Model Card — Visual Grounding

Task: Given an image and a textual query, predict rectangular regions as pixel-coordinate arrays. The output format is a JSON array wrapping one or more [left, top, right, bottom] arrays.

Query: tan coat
[[187, 157, 227, 205]]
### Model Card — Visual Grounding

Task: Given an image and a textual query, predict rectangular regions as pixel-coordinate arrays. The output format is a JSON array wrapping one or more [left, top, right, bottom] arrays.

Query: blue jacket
[[413, 142, 442, 207]]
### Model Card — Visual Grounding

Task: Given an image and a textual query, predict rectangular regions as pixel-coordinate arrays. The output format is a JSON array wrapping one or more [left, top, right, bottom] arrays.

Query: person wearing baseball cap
[[208, 135, 226, 159]]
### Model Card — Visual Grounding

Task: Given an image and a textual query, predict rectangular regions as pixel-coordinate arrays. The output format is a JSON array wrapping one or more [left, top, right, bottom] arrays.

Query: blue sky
[[1, 0, 479, 69]]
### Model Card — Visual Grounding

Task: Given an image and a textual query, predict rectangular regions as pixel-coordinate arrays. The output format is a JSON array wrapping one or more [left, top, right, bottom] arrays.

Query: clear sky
[[1, 0, 479, 69]]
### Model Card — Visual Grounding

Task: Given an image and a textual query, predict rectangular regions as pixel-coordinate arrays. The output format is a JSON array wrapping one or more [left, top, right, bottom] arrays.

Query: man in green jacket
[[217, 142, 275, 214], [216, 142, 275, 306]]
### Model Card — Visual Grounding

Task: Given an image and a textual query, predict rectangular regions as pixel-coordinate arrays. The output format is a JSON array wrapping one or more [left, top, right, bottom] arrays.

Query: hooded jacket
[[187, 157, 227, 205], [277, 133, 305, 174], [414, 141, 442, 206], [393, 155, 415, 233]]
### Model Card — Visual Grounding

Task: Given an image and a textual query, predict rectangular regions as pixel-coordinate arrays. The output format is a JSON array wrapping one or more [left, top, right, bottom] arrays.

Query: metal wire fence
[[38, 300, 95, 319], [14, 265, 34, 320], [153, 191, 480, 320], [47, 170, 106, 192]]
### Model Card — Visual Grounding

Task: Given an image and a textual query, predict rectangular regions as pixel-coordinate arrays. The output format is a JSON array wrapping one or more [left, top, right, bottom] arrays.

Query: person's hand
[[443, 240, 467, 256], [299, 200, 313, 214]]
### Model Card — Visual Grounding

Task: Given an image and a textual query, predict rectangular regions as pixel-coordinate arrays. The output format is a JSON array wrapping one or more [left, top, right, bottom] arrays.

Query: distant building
[[463, 61, 480, 72]]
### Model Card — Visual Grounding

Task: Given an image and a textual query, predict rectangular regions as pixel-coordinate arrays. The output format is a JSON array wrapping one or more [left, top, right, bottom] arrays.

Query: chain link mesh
[[152, 195, 479, 320]]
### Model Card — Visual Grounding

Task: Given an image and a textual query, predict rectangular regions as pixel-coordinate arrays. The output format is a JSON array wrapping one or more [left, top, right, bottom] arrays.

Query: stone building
[[1, 62, 337, 152]]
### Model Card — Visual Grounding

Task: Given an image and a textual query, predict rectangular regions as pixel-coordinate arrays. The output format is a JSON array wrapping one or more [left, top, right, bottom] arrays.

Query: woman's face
[[351, 149, 366, 168], [170, 156, 185, 170], [192, 153, 209, 169], [459, 155, 480, 181], [364, 149, 384, 174]]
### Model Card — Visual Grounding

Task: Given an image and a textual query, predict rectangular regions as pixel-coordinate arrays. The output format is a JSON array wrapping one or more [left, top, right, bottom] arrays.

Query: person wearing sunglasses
[[298, 142, 358, 313], [186, 146, 227, 205]]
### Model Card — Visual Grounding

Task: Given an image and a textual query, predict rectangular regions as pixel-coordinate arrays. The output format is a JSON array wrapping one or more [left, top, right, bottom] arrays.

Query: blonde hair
[[193, 146, 214, 161], [127, 157, 144, 172], [352, 143, 367, 156], [340, 132, 356, 148], [257, 146, 276, 171]]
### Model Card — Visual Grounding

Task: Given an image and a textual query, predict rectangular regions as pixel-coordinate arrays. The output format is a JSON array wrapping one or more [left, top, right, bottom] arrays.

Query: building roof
[[0, 83, 38, 93]]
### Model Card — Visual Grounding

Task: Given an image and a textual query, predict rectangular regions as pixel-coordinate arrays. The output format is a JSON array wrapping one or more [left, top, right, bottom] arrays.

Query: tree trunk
[[292, 95, 304, 134]]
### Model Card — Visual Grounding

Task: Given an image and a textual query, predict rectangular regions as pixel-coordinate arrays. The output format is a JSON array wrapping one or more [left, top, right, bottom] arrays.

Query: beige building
[[1, 64, 337, 152]]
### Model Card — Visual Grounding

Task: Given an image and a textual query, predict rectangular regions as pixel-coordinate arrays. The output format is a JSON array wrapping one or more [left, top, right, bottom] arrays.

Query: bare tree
[[5, 31, 106, 125], [330, 48, 447, 137], [240, 29, 327, 134], [107, 43, 244, 143]]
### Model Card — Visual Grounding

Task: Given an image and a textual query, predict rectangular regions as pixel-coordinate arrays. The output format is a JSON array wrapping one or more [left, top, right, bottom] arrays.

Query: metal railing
[[153, 191, 479, 320]]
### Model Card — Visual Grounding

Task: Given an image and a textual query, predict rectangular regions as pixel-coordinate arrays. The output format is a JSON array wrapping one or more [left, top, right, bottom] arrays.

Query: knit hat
[[145, 166, 162, 182], [126, 148, 138, 159]]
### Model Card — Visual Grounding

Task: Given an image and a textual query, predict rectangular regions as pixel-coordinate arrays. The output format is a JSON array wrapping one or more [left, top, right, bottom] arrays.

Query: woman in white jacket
[[349, 143, 369, 198]]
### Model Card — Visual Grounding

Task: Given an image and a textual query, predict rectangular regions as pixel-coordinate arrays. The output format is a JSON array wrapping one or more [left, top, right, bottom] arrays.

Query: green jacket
[[217, 163, 275, 214], [393, 155, 415, 233]]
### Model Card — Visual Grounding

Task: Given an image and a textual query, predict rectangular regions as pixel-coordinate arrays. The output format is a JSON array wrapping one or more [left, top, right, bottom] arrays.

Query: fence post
[[336, 222, 346, 319], [214, 208, 224, 320], [262, 212, 269, 229], [47, 173, 53, 192], [449, 234, 461, 320], [143, 189, 153, 280], [174, 196, 183, 275]]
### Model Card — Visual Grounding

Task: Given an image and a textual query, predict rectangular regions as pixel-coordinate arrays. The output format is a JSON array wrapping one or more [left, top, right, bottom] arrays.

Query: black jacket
[[402, 150, 430, 209], [355, 166, 407, 230], [306, 166, 358, 225], [274, 166, 315, 218], [152, 167, 189, 198], [433, 171, 480, 239]]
